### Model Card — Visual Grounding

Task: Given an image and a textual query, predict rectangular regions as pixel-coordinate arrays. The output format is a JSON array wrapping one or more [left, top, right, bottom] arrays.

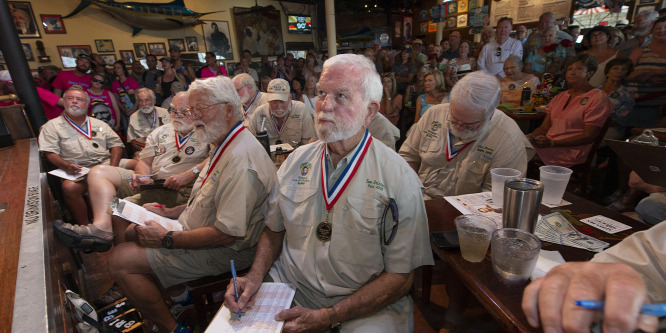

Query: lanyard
[[243, 91, 260, 118], [63, 114, 92, 140], [445, 128, 474, 162]]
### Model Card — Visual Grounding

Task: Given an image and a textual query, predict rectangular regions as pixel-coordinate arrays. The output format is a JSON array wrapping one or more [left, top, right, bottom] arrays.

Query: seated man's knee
[[108, 242, 144, 278], [88, 164, 115, 179], [635, 193, 666, 225], [61, 180, 85, 197]]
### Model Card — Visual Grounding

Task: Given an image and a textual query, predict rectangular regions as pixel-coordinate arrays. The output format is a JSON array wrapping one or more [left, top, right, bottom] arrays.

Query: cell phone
[[430, 230, 460, 249]]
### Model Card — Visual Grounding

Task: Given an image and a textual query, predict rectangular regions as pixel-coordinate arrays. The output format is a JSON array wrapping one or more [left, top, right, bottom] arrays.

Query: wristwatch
[[192, 166, 200, 174], [327, 307, 340, 329], [162, 231, 175, 249]]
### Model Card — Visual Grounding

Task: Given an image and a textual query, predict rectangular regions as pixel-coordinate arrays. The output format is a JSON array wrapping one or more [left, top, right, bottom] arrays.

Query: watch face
[[162, 232, 174, 248]]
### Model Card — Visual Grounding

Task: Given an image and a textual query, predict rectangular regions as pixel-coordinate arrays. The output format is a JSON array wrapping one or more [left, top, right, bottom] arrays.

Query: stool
[[185, 268, 250, 329]]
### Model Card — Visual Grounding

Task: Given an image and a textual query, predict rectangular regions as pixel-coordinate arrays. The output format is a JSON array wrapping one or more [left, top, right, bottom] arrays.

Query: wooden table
[[498, 107, 546, 134], [425, 192, 649, 332]]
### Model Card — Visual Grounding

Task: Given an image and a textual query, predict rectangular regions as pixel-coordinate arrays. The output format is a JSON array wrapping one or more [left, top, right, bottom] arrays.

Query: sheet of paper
[[112, 199, 183, 231], [444, 192, 502, 229], [205, 283, 296, 333], [580, 215, 632, 234], [47, 167, 90, 181], [270, 143, 294, 153], [542, 199, 572, 208]]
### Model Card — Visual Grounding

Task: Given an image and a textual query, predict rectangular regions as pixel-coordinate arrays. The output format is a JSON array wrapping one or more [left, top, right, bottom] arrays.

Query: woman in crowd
[[405, 65, 426, 109], [272, 55, 294, 81], [111, 60, 140, 114], [608, 27, 625, 49], [601, 57, 635, 140], [581, 26, 618, 87], [157, 57, 186, 101], [301, 75, 317, 116], [526, 54, 612, 167], [625, 16, 666, 129], [301, 53, 321, 80], [524, 27, 567, 80], [291, 77, 303, 101], [380, 72, 402, 125], [499, 55, 540, 105], [375, 48, 391, 74], [414, 70, 447, 123], [393, 46, 416, 95], [198, 52, 227, 78], [445, 40, 476, 88], [87, 72, 121, 132]]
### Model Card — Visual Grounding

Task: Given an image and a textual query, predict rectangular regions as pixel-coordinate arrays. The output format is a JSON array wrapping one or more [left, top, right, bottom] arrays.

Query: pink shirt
[[200, 65, 227, 79], [111, 78, 140, 95], [534, 88, 612, 167], [52, 70, 91, 92], [86, 88, 117, 122], [37, 87, 64, 119]]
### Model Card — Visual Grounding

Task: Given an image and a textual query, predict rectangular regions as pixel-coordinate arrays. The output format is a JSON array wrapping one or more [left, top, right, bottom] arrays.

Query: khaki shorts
[[146, 245, 256, 288], [115, 167, 137, 198]]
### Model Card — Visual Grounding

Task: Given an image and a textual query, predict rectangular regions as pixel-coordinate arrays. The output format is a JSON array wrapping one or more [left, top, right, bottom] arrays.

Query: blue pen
[[576, 300, 666, 316], [231, 260, 241, 319], [125, 174, 154, 181]]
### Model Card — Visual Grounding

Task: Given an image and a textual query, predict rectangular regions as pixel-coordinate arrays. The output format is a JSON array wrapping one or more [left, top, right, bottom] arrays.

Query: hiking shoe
[[173, 321, 194, 333], [170, 289, 194, 320], [93, 283, 123, 309], [53, 220, 114, 252]]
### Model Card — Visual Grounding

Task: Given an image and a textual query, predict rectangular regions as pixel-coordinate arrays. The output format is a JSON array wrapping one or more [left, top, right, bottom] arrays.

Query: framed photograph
[[22, 43, 34, 61], [148, 42, 167, 56], [100, 54, 117, 66], [202, 21, 233, 59], [447, 1, 458, 15], [635, 4, 657, 16], [428, 20, 437, 33], [134, 43, 148, 58], [40, 14, 66, 34], [119, 50, 135, 64], [95, 39, 115, 53], [232, 7, 285, 57], [57, 45, 92, 68], [167, 38, 186, 52], [457, 0, 468, 13], [185, 36, 199, 52], [446, 16, 458, 29], [9, 1, 40, 38], [457, 14, 468, 28]]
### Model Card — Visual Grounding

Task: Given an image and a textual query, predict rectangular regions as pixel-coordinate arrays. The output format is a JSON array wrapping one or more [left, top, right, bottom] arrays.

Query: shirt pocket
[[279, 184, 317, 252], [419, 133, 443, 154]]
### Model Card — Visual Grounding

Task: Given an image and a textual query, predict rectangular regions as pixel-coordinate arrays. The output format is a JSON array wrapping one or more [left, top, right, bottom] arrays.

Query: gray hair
[[63, 86, 90, 108], [504, 55, 524, 70], [173, 91, 189, 100], [540, 12, 556, 21], [637, 10, 659, 22], [450, 71, 500, 118], [232, 73, 257, 93], [189, 76, 243, 122], [322, 54, 382, 105], [135, 87, 156, 103]]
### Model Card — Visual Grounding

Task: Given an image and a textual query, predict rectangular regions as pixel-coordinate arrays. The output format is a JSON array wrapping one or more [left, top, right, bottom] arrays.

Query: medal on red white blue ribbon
[[200, 122, 244, 188], [271, 114, 288, 136], [445, 128, 473, 162], [316, 129, 373, 242], [63, 113, 92, 140], [243, 91, 259, 118], [173, 130, 194, 163]]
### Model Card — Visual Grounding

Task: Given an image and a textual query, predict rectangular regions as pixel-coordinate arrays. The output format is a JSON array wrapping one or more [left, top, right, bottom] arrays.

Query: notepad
[[47, 167, 90, 181], [111, 199, 182, 231]]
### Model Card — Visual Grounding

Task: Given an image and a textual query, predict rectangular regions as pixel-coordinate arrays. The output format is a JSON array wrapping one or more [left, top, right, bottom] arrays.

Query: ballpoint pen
[[125, 174, 154, 181], [231, 260, 241, 319], [576, 300, 666, 316]]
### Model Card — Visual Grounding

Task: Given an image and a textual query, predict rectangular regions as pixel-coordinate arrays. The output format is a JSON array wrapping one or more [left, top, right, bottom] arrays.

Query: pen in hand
[[125, 174, 154, 181], [231, 260, 241, 319], [576, 300, 666, 316]]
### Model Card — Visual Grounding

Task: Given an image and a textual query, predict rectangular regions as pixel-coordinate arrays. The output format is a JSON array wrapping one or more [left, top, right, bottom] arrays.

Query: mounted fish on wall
[[63, 0, 223, 36]]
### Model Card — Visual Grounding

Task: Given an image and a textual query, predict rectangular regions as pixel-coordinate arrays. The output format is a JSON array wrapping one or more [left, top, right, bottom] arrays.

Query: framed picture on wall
[[8, 1, 40, 38], [57, 45, 92, 68], [22, 43, 34, 61], [148, 42, 167, 56], [95, 39, 115, 53], [119, 50, 135, 64], [232, 7, 285, 57], [635, 4, 657, 16], [168, 39, 186, 52], [202, 21, 233, 59], [40, 14, 66, 34], [134, 43, 148, 58], [185, 36, 199, 51], [100, 54, 117, 66]]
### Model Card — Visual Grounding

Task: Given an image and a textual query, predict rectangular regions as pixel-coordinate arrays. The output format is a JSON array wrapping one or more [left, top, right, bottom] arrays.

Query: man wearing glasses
[[127, 88, 171, 153], [441, 31, 462, 60], [225, 54, 433, 332], [399, 71, 533, 199], [478, 17, 523, 78], [232, 73, 268, 125], [105, 76, 276, 333]]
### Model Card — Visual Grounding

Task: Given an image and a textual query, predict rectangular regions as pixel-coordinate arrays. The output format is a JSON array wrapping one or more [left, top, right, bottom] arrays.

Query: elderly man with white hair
[[399, 71, 533, 199], [225, 54, 433, 332], [127, 87, 171, 152], [107, 76, 276, 333], [232, 72, 268, 124], [618, 10, 659, 57], [524, 12, 575, 59]]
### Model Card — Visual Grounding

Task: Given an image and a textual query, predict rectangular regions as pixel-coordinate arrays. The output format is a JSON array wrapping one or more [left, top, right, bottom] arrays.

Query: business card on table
[[580, 215, 632, 234]]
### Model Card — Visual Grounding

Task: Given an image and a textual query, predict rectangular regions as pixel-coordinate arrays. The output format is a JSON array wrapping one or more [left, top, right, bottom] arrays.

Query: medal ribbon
[[271, 114, 289, 136], [445, 128, 474, 162], [63, 113, 92, 140], [243, 91, 260, 118], [143, 110, 157, 129], [174, 130, 194, 152], [320, 129, 373, 210], [200, 122, 244, 188]]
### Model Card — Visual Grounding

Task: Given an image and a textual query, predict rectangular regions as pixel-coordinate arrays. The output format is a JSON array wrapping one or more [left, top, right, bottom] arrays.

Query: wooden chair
[[569, 118, 612, 198], [184, 268, 250, 329]]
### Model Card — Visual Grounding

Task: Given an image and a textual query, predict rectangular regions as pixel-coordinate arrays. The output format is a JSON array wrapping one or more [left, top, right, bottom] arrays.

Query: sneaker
[[93, 283, 123, 308], [172, 321, 194, 333], [53, 220, 114, 252], [170, 289, 194, 320]]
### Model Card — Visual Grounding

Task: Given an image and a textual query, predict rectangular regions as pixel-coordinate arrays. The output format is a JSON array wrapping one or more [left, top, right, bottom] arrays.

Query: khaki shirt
[[38, 115, 124, 167], [178, 127, 276, 251], [399, 104, 533, 199], [265, 134, 433, 310], [368, 113, 400, 151], [138, 123, 210, 180], [127, 107, 171, 142], [247, 101, 315, 145]]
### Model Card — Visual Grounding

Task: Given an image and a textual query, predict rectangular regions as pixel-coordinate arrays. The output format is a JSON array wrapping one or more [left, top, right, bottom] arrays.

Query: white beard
[[172, 119, 193, 133], [271, 106, 289, 118], [239, 92, 250, 104], [194, 116, 228, 143], [447, 117, 491, 140], [315, 110, 366, 143], [140, 106, 154, 114], [66, 104, 87, 117]]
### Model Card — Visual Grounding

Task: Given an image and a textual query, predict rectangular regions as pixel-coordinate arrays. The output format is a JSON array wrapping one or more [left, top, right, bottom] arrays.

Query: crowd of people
[[1, 8, 664, 333]]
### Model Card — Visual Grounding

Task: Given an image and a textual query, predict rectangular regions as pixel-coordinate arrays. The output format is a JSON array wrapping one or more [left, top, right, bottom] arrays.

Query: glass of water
[[491, 228, 541, 284], [455, 215, 498, 263]]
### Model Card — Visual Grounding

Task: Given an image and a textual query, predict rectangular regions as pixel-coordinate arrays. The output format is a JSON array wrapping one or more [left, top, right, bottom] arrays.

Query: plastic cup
[[523, 101, 534, 112], [539, 165, 573, 205], [491, 228, 541, 285], [490, 168, 522, 205], [454, 215, 498, 263]]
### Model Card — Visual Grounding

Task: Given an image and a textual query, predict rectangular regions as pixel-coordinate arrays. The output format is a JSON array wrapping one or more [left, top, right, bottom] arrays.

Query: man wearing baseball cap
[[411, 39, 427, 66], [52, 53, 92, 97], [247, 78, 315, 145]]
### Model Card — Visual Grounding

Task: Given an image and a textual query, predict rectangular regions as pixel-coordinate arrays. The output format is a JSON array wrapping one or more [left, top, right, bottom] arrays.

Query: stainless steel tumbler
[[502, 178, 544, 232]]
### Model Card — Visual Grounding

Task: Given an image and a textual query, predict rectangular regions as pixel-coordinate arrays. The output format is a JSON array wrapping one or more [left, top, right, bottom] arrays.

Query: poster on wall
[[168, 39, 186, 52], [134, 43, 148, 58], [148, 42, 166, 56], [41, 14, 66, 34], [185, 36, 199, 51], [232, 8, 284, 57], [403, 17, 412, 42], [9, 1, 40, 38], [22, 43, 34, 61], [394, 21, 401, 38], [202, 21, 233, 59]]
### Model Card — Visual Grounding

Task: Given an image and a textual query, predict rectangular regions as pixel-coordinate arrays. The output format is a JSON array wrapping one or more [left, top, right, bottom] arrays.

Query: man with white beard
[[248, 78, 315, 145], [399, 71, 533, 199], [38, 87, 124, 226], [127, 88, 171, 153], [224, 54, 433, 332], [54, 92, 210, 252], [618, 10, 659, 57], [232, 73, 268, 124], [106, 76, 276, 333]]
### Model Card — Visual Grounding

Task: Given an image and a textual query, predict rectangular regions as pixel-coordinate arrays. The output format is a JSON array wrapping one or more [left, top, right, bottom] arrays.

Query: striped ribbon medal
[[63, 114, 92, 140], [316, 130, 373, 242], [271, 114, 289, 136], [243, 91, 259, 118], [445, 128, 474, 162], [200, 122, 244, 188], [172, 130, 194, 163]]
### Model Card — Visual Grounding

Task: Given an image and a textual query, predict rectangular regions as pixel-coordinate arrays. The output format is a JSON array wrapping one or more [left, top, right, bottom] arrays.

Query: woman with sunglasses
[[581, 26, 618, 87], [445, 40, 477, 88], [524, 27, 567, 80], [111, 60, 141, 115], [380, 73, 402, 125], [87, 72, 121, 132], [415, 70, 447, 123]]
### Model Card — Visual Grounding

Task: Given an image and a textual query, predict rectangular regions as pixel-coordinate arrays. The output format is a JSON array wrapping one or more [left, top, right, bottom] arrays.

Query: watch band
[[162, 231, 174, 249], [192, 166, 200, 174], [327, 307, 340, 328]]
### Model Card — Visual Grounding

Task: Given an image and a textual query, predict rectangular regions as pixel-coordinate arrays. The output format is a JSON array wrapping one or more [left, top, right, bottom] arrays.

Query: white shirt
[[477, 38, 523, 77]]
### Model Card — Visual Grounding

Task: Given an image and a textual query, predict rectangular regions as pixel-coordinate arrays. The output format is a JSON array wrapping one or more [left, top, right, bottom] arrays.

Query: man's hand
[[522, 262, 658, 333], [531, 135, 552, 148], [134, 220, 168, 248], [130, 139, 146, 151], [224, 273, 263, 314], [65, 162, 83, 175], [163, 171, 195, 190], [143, 202, 168, 216], [129, 173, 153, 191], [276, 306, 330, 333]]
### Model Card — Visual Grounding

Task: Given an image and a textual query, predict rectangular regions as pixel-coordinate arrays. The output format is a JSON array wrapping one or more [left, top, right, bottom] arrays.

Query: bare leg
[[111, 215, 132, 245], [88, 165, 126, 232], [108, 243, 177, 333], [62, 180, 89, 225]]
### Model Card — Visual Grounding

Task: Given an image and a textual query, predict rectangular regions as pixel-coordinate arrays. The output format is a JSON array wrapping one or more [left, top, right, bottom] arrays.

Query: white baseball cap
[[267, 78, 290, 102]]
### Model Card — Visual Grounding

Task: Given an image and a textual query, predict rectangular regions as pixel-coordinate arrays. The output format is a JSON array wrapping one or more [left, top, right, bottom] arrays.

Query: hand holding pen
[[67, 159, 82, 175], [127, 174, 153, 190]]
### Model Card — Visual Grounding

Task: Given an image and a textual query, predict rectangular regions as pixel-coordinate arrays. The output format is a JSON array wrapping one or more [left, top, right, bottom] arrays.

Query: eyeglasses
[[381, 72, 395, 78], [184, 102, 227, 119], [169, 106, 187, 118], [91, 78, 104, 83], [381, 198, 399, 245], [495, 47, 502, 57], [447, 113, 483, 130], [235, 85, 248, 94]]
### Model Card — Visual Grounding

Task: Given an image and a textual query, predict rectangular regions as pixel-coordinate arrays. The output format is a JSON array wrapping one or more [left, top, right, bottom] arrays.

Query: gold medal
[[172, 155, 181, 163], [316, 221, 332, 242]]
